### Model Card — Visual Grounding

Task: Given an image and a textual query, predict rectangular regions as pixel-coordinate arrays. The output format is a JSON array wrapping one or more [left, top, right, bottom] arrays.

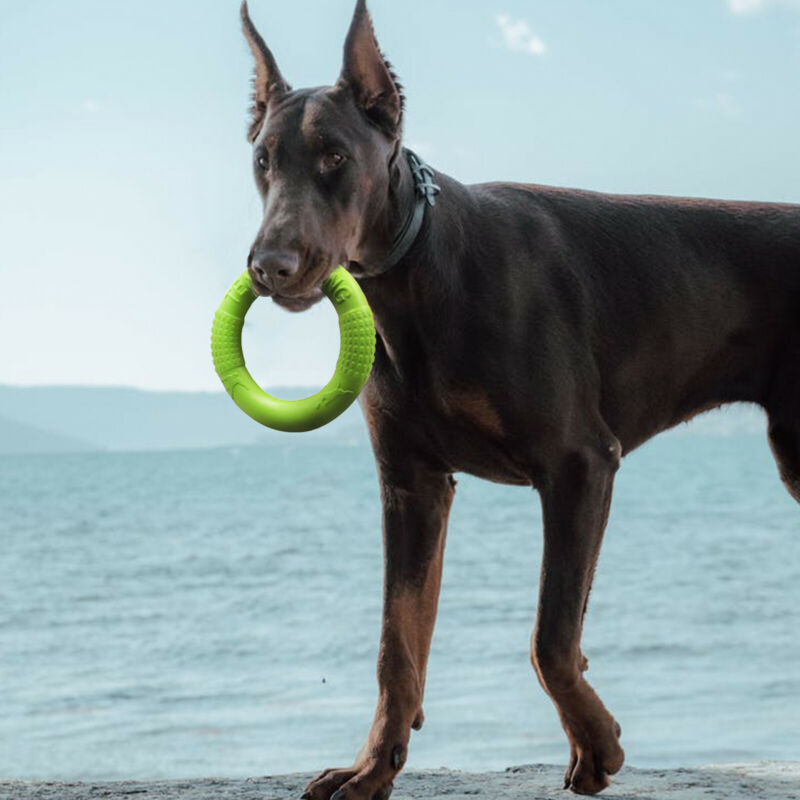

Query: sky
[[1, 0, 800, 391]]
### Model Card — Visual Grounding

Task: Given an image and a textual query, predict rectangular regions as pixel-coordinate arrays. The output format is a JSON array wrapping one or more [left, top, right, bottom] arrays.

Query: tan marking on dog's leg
[[304, 467, 454, 800], [531, 443, 624, 796]]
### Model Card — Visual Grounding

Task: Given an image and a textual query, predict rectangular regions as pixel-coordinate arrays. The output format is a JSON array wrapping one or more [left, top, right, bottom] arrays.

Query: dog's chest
[[369, 362, 534, 485], [424, 382, 534, 484], [366, 311, 541, 485]]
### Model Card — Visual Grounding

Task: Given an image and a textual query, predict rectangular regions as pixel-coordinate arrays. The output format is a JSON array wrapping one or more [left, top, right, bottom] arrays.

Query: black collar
[[353, 148, 440, 278]]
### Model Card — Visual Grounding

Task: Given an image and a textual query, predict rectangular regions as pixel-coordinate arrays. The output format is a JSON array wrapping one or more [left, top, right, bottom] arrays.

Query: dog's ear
[[241, 1, 290, 143], [338, 0, 404, 136]]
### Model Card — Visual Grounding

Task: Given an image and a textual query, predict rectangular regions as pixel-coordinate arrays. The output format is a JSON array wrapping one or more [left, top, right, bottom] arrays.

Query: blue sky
[[1, 0, 799, 391]]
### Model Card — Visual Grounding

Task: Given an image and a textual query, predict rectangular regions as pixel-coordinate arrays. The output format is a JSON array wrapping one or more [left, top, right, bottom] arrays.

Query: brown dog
[[239, 1, 800, 796]]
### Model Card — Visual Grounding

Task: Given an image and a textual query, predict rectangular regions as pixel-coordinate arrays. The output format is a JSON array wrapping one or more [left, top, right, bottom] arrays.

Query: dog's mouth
[[249, 256, 339, 313], [271, 289, 325, 312]]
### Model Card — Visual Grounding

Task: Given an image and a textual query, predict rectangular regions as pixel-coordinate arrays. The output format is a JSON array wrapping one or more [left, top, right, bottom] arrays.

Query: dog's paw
[[563, 719, 624, 795], [301, 747, 405, 800]]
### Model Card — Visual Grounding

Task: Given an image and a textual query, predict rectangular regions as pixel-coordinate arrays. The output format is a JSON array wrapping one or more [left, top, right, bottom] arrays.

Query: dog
[[239, 1, 800, 796]]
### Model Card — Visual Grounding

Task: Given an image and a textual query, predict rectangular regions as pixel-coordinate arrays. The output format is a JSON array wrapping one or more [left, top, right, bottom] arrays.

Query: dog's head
[[241, 0, 404, 311]]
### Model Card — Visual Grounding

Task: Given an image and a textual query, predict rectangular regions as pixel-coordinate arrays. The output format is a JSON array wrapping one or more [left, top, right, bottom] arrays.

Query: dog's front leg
[[532, 443, 624, 795], [303, 460, 455, 800]]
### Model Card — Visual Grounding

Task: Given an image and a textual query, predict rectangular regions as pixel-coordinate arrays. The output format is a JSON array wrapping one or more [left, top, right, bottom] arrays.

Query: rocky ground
[[3, 762, 799, 800]]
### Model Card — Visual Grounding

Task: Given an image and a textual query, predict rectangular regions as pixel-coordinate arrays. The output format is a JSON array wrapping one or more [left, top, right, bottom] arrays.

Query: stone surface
[[2, 763, 799, 800]]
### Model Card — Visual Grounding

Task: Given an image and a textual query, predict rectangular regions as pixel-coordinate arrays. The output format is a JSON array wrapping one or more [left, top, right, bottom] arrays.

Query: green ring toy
[[211, 267, 376, 432]]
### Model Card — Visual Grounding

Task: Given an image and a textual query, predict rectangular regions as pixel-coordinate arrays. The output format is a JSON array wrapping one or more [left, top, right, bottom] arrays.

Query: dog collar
[[355, 148, 440, 278]]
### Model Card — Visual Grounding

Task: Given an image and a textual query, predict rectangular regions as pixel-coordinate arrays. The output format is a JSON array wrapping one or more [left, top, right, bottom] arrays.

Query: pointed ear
[[241, 1, 290, 143], [338, 0, 404, 135]]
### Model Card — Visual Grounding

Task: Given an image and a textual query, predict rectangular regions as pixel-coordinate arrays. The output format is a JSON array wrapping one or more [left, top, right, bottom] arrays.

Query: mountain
[[0, 384, 766, 455], [0, 413, 98, 455], [0, 385, 368, 453]]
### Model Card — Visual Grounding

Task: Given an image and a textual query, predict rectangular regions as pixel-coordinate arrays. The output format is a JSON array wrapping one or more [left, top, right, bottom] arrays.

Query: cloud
[[728, 0, 767, 12], [727, 0, 800, 13], [496, 14, 547, 56], [693, 92, 743, 117], [82, 99, 99, 114]]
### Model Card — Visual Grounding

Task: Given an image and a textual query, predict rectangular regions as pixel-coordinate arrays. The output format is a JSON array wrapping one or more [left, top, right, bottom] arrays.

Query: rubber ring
[[211, 267, 376, 432]]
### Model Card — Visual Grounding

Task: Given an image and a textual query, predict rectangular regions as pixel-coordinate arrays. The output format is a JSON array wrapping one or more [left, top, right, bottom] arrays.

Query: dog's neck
[[351, 147, 439, 279], [355, 162, 475, 376]]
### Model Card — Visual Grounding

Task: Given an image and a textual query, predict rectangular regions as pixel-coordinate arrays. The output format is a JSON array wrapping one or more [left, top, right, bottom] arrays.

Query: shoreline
[[3, 762, 799, 800]]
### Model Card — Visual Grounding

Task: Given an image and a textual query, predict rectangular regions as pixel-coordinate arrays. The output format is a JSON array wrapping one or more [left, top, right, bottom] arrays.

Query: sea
[[2, 410, 799, 781]]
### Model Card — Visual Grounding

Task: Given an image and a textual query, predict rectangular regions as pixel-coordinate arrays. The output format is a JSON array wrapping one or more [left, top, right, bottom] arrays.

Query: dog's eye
[[321, 152, 345, 172], [256, 154, 269, 171]]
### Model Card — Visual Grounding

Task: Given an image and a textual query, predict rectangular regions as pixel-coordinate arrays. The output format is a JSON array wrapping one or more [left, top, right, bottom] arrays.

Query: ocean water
[[2, 417, 799, 781]]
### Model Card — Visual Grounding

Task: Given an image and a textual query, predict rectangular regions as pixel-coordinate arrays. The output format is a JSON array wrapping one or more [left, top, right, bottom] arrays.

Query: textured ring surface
[[211, 267, 376, 432]]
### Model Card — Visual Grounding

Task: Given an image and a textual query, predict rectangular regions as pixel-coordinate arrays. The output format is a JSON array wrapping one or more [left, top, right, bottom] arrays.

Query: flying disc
[[211, 267, 376, 432]]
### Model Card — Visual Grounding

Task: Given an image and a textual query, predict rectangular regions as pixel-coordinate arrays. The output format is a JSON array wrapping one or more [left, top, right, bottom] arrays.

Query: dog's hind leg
[[766, 336, 800, 504], [768, 418, 800, 503], [531, 434, 624, 795], [767, 376, 800, 503]]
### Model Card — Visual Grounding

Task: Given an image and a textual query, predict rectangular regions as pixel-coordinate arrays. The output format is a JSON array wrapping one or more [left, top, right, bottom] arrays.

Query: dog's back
[[449, 180, 800, 449]]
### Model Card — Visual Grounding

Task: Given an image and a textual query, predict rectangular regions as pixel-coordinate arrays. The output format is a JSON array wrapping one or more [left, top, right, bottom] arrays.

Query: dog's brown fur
[[239, 2, 800, 796]]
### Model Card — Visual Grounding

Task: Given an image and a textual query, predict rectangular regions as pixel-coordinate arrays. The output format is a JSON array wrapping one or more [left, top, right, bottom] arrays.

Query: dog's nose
[[249, 248, 300, 293]]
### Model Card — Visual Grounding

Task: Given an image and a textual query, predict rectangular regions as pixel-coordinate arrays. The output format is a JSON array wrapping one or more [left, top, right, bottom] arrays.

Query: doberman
[[239, 1, 800, 796]]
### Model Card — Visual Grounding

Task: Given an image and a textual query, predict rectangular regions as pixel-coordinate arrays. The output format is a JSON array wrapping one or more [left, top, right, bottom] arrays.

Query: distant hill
[[0, 385, 368, 453], [0, 384, 766, 455], [0, 413, 98, 455]]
